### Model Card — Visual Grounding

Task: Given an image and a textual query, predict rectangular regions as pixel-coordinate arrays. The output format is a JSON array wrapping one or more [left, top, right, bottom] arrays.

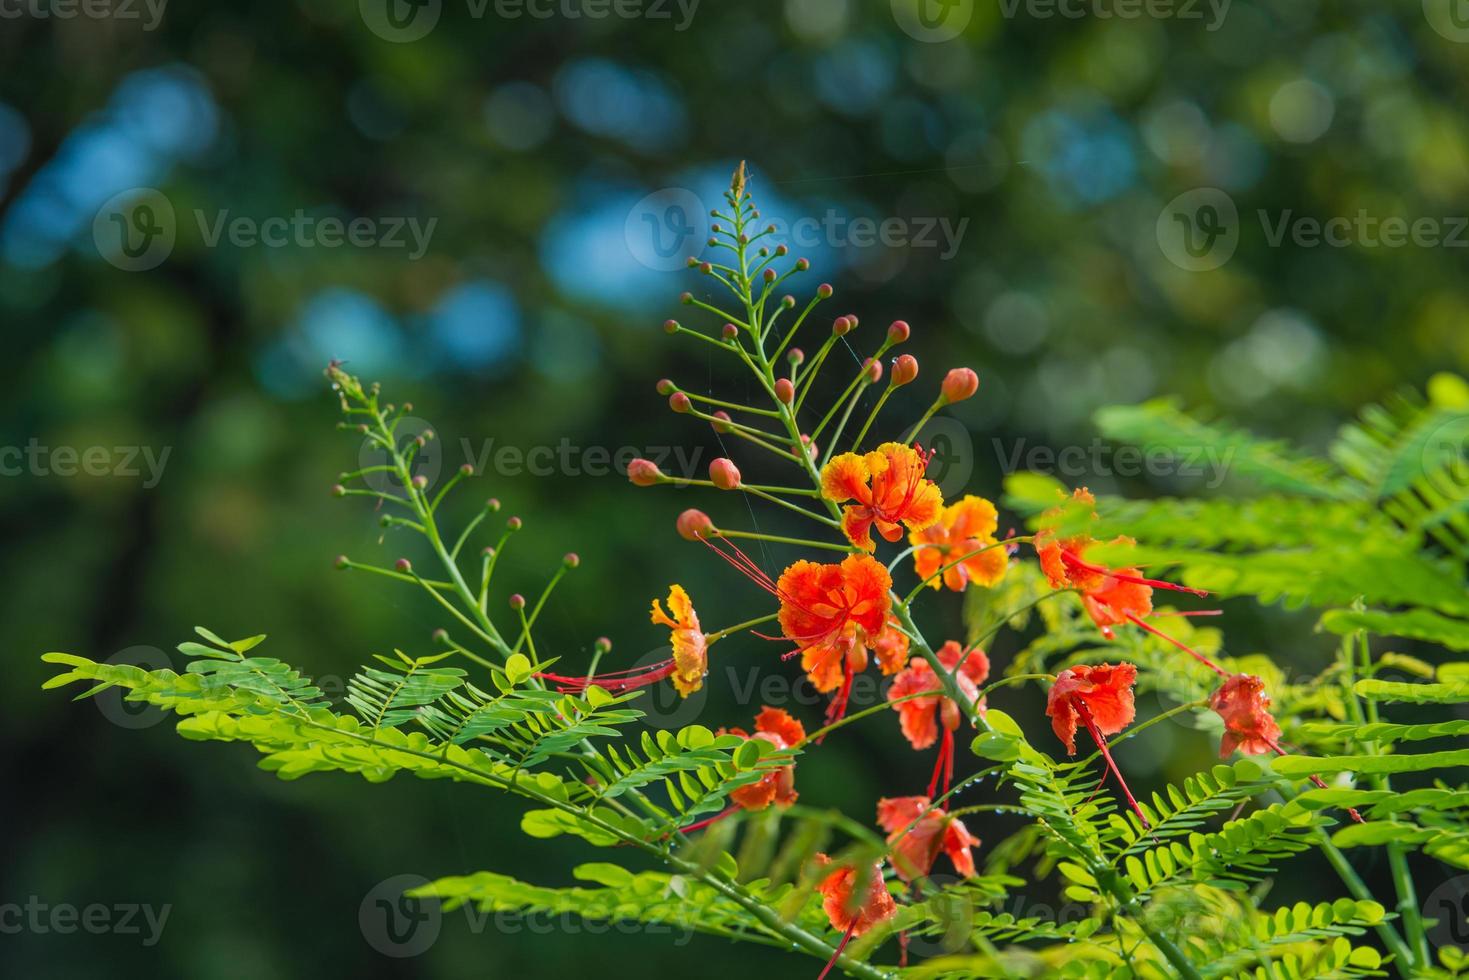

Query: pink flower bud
[[832, 316, 852, 336], [506, 516, 523, 531], [677, 508, 715, 541], [892, 354, 919, 387], [663, 319, 679, 334], [563, 552, 580, 568], [863, 357, 882, 384], [669, 391, 692, 413], [781, 295, 795, 309], [817, 283, 833, 298], [411, 474, 428, 489], [680, 292, 693, 305], [763, 268, 776, 283], [796, 258, 810, 271], [594, 636, 612, 653], [459, 463, 474, 476], [395, 558, 412, 573], [722, 323, 739, 341], [801, 434, 819, 460], [656, 378, 676, 395], [331, 484, 346, 497], [774, 378, 795, 404], [941, 367, 980, 404], [709, 458, 742, 490], [628, 458, 664, 486], [710, 410, 733, 434], [775, 244, 788, 256], [487, 498, 501, 511], [509, 593, 526, 610], [334, 555, 350, 570], [699, 261, 713, 274], [788, 348, 805, 365], [887, 320, 910, 345]]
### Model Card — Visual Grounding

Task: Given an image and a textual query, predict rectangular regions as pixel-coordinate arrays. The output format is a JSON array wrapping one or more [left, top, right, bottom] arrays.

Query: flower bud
[[432, 628, 448, 643], [845, 314, 859, 329], [677, 508, 714, 541], [334, 555, 350, 570], [628, 458, 664, 486], [887, 320, 910, 345], [699, 261, 713, 274], [487, 497, 501, 511], [781, 295, 795, 309], [663, 319, 679, 334], [774, 378, 795, 404], [459, 463, 474, 476], [801, 434, 819, 460], [331, 484, 346, 497], [411, 474, 428, 489], [563, 552, 580, 568], [763, 268, 776, 283], [656, 378, 676, 395], [941, 367, 980, 404], [832, 316, 853, 336], [680, 292, 693, 305], [817, 283, 833, 299], [788, 348, 804, 365], [709, 458, 742, 490], [594, 636, 612, 654], [795, 258, 810, 271], [395, 558, 412, 573], [891, 354, 919, 387], [509, 593, 526, 610], [710, 410, 733, 434], [863, 357, 882, 384], [482, 546, 496, 558], [506, 516, 523, 531], [775, 244, 788, 256], [722, 323, 739, 341], [669, 391, 692, 413]]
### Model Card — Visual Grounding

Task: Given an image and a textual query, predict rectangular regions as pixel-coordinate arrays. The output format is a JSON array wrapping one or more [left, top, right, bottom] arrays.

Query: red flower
[[821, 442, 944, 551], [876, 796, 980, 881], [1036, 488, 1223, 676], [909, 495, 1010, 593], [887, 641, 989, 798], [1209, 674, 1282, 758], [1046, 663, 1149, 827], [776, 554, 894, 726], [726, 707, 806, 811], [812, 855, 897, 937]]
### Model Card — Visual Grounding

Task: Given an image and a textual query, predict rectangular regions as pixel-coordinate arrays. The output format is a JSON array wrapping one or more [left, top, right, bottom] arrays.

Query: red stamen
[[1077, 702, 1149, 828], [1062, 551, 1209, 597], [927, 727, 954, 802], [819, 662, 856, 740], [817, 920, 859, 980], [678, 804, 739, 836], [1268, 741, 1364, 823], [536, 660, 677, 693], [1123, 612, 1227, 677]]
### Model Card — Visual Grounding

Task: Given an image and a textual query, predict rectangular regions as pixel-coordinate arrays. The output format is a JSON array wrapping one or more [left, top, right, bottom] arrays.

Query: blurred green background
[[4, 1, 1467, 976]]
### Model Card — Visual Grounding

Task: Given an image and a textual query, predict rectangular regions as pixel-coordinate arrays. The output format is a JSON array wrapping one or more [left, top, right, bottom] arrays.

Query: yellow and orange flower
[[725, 706, 806, 811], [777, 555, 892, 692], [876, 796, 980, 881], [909, 495, 1009, 592], [821, 442, 943, 551], [650, 584, 709, 696], [1210, 673, 1282, 758]]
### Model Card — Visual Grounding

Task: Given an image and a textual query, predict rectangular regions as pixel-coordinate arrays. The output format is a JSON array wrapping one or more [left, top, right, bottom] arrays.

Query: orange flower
[[909, 495, 1009, 592], [1035, 488, 1223, 676], [822, 442, 944, 551], [538, 584, 707, 696], [650, 584, 708, 696], [1046, 663, 1148, 826], [727, 707, 806, 811], [812, 855, 897, 937], [870, 616, 911, 675], [876, 796, 980, 881], [1210, 674, 1282, 758], [777, 555, 893, 725], [889, 641, 990, 797]]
